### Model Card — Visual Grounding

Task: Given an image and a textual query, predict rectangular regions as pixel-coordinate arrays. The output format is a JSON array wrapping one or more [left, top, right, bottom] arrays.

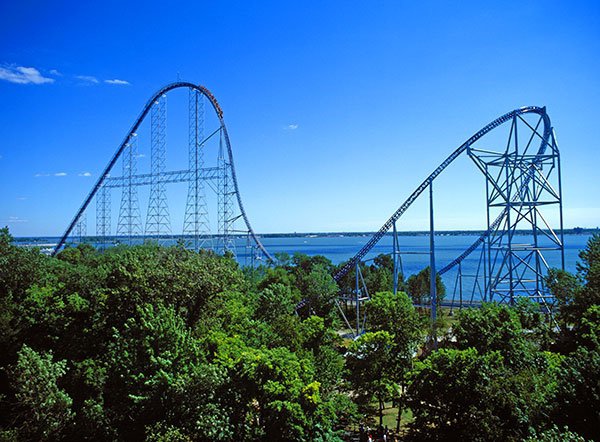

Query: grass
[[361, 402, 414, 433]]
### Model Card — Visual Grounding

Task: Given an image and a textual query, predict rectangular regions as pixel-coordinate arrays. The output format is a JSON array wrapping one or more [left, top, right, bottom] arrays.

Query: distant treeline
[[13, 227, 599, 243]]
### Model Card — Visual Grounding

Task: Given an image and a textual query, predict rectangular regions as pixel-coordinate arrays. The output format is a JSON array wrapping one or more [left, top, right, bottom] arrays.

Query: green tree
[[335, 254, 404, 299], [453, 302, 534, 368], [104, 303, 230, 440], [406, 266, 445, 306], [8, 345, 74, 440], [346, 331, 397, 426], [296, 265, 339, 320], [552, 347, 600, 440], [546, 234, 600, 351], [406, 348, 505, 441], [525, 425, 587, 442], [365, 291, 424, 428], [214, 338, 344, 441]]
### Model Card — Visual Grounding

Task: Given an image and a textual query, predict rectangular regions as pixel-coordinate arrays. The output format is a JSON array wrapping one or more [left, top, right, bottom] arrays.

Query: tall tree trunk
[[396, 394, 402, 434], [379, 395, 384, 427]]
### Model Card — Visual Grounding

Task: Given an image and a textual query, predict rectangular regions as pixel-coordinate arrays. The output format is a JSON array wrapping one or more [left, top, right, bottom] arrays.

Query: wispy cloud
[[76, 75, 99, 84], [105, 79, 130, 85], [4, 216, 28, 224], [286, 124, 299, 130], [49, 69, 62, 76], [35, 172, 68, 177], [0, 65, 54, 85], [16, 196, 27, 201], [78, 171, 92, 177]]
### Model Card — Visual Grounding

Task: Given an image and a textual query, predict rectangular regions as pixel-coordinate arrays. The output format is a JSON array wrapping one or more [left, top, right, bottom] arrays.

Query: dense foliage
[[0, 229, 353, 441], [405, 234, 600, 441], [1, 228, 598, 441]]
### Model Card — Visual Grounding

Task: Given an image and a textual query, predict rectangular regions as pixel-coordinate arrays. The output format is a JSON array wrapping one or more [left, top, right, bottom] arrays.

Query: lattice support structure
[[73, 213, 87, 243], [469, 117, 564, 309], [145, 94, 171, 240], [96, 185, 111, 248], [218, 129, 236, 255], [183, 89, 212, 250], [117, 134, 142, 243]]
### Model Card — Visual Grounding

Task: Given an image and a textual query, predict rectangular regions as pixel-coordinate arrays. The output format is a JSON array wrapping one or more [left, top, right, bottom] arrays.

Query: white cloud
[[16, 196, 27, 201], [0, 65, 54, 85], [4, 216, 28, 224], [76, 75, 99, 84], [78, 171, 92, 177], [49, 69, 62, 76], [35, 172, 69, 177], [286, 124, 299, 130], [105, 79, 130, 85]]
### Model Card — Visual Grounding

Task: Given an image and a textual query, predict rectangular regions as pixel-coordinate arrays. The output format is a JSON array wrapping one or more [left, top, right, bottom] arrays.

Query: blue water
[[14, 233, 593, 299], [259, 234, 592, 299], [256, 234, 587, 271]]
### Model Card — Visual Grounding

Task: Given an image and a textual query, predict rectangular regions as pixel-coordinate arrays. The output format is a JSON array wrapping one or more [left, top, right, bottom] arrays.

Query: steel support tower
[[468, 121, 563, 309], [96, 185, 111, 247], [183, 89, 212, 250], [218, 129, 236, 255], [116, 134, 142, 244], [145, 94, 171, 240]]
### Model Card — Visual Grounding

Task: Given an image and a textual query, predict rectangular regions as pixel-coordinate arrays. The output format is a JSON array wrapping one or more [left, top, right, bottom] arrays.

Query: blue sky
[[1, 1, 599, 236]]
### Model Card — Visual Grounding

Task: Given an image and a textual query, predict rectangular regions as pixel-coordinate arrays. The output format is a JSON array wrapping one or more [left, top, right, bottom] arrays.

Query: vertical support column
[[74, 213, 87, 243], [184, 89, 212, 251], [355, 261, 361, 337], [458, 261, 463, 309], [555, 130, 565, 271], [145, 94, 171, 240], [429, 181, 437, 348], [393, 221, 399, 295], [96, 185, 111, 248], [532, 157, 541, 301], [505, 150, 514, 305], [484, 164, 491, 302], [217, 128, 235, 255], [117, 134, 142, 244]]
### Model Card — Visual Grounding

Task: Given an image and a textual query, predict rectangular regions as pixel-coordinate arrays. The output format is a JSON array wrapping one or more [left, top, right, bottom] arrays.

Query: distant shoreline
[[12, 227, 599, 242]]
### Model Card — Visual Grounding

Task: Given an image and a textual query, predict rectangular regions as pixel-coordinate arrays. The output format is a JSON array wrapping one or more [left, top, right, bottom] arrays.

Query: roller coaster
[[53, 82, 273, 263], [333, 106, 564, 334], [53, 83, 564, 334]]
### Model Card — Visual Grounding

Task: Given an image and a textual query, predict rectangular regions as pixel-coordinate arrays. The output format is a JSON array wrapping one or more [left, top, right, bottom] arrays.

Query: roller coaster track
[[334, 106, 551, 281], [52, 82, 273, 262]]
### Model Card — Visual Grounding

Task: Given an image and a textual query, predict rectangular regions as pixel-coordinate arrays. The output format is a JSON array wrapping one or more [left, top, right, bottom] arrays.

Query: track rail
[[52, 82, 273, 262], [334, 106, 551, 281]]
